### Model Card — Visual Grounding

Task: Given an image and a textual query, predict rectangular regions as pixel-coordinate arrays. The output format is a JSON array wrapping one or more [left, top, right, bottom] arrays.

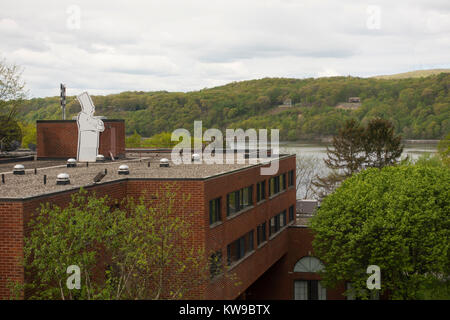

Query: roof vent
[[118, 164, 129, 175], [191, 153, 201, 163], [96, 154, 105, 162], [56, 173, 70, 185], [13, 164, 25, 175], [67, 158, 77, 168], [160, 158, 169, 167]]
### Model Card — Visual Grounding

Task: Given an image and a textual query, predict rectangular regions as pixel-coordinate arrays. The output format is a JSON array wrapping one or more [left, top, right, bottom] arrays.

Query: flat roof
[[0, 153, 293, 200]]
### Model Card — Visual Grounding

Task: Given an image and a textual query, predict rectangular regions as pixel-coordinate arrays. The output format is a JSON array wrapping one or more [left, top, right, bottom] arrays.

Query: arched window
[[293, 256, 324, 273], [293, 257, 327, 300]]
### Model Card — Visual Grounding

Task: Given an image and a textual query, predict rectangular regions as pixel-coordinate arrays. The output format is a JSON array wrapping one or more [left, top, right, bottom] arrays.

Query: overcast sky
[[0, 0, 449, 98]]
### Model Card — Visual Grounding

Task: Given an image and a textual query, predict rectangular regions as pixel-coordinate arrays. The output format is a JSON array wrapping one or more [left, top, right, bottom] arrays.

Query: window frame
[[227, 185, 253, 217], [289, 205, 295, 221], [209, 197, 221, 225], [257, 222, 267, 245], [256, 180, 266, 202]]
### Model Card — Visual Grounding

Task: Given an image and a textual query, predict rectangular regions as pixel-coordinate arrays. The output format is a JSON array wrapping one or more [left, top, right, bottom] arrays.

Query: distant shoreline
[[281, 138, 440, 145], [403, 140, 439, 144]]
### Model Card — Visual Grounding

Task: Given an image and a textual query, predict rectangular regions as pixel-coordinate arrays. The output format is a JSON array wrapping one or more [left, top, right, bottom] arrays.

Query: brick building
[[36, 120, 125, 159], [1, 122, 347, 300]]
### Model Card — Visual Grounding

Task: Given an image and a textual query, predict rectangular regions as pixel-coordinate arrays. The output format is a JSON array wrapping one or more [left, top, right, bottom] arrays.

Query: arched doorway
[[293, 256, 326, 300]]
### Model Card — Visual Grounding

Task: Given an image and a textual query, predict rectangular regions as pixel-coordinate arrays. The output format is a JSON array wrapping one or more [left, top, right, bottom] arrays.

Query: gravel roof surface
[[0, 154, 287, 199]]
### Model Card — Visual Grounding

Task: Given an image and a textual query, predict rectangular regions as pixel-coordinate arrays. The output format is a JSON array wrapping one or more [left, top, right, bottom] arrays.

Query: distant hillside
[[15, 73, 450, 141], [373, 69, 450, 80]]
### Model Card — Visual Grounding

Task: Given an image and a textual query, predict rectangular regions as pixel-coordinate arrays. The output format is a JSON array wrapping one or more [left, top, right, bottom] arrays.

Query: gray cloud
[[0, 0, 449, 98]]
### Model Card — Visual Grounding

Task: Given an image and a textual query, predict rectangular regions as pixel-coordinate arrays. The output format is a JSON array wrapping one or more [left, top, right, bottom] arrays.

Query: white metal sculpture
[[76, 92, 105, 162]]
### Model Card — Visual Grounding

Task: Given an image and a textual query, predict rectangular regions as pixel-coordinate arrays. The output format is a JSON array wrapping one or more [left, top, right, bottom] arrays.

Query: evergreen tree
[[324, 119, 366, 175], [364, 118, 403, 168], [313, 118, 403, 198]]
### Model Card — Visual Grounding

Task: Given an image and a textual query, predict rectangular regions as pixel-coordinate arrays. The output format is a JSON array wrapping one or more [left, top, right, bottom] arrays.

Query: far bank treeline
[[16, 74, 450, 141]]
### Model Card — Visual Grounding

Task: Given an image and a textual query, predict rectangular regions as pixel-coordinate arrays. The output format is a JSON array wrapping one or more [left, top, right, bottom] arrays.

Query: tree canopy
[[309, 163, 450, 299]]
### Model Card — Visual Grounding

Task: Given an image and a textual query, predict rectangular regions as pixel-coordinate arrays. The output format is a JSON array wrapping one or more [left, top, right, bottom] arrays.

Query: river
[[279, 141, 439, 199]]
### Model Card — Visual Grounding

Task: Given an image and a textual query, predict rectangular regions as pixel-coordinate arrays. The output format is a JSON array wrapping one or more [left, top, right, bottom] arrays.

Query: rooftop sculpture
[[76, 92, 105, 162]]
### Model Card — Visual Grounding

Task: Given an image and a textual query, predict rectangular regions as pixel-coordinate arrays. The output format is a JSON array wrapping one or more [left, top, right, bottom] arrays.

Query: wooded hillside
[[16, 73, 450, 140]]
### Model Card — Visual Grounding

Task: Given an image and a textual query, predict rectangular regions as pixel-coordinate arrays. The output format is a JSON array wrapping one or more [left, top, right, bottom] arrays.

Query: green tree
[[309, 164, 450, 300], [125, 130, 142, 148], [0, 58, 27, 116], [105, 183, 212, 299], [23, 189, 113, 299], [19, 122, 36, 150], [313, 118, 403, 198], [363, 118, 403, 168], [0, 115, 22, 151], [324, 119, 366, 175], [438, 133, 450, 167], [0, 59, 27, 152], [19, 185, 226, 300]]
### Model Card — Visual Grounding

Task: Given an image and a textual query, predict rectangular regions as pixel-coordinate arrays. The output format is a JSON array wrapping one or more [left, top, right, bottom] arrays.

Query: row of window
[[227, 185, 253, 216], [209, 204, 295, 278], [226, 230, 254, 265], [209, 170, 295, 225], [269, 210, 286, 236]]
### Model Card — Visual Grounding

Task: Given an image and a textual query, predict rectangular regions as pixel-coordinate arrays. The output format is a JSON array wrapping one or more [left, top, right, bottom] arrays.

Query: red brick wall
[[0, 201, 24, 299], [244, 226, 346, 300], [204, 156, 297, 299], [36, 120, 125, 159]]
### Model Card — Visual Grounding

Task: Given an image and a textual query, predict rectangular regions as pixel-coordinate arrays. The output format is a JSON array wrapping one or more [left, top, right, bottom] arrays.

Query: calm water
[[279, 141, 438, 199], [279, 141, 438, 160]]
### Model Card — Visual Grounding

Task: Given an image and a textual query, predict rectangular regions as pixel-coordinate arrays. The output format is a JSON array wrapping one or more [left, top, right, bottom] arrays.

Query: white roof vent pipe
[[118, 164, 130, 175], [56, 173, 70, 185], [191, 153, 201, 163], [160, 158, 169, 167], [67, 158, 77, 168], [13, 164, 25, 175], [96, 154, 105, 162]]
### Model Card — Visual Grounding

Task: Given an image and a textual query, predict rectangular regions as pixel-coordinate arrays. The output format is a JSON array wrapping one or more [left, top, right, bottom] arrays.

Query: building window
[[269, 215, 277, 237], [289, 205, 294, 221], [241, 186, 252, 207], [293, 256, 325, 273], [227, 186, 253, 216], [280, 210, 286, 227], [269, 173, 289, 197], [294, 280, 326, 300], [269, 176, 279, 196], [209, 251, 222, 279], [257, 222, 267, 245], [280, 173, 286, 191], [288, 170, 295, 187], [269, 210, 287, 237], [227, 192, 237, 215], [227, 230, 254, 265], [256, 180, 266, 202], [209, 198, 221, 225]]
